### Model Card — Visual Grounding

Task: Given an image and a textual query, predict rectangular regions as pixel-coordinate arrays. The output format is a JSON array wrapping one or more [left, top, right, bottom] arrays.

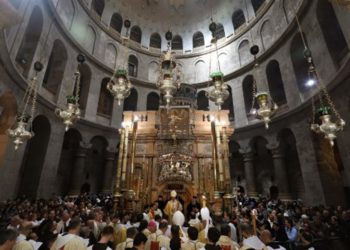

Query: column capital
[[239, 146, 254, 161], [267, 143, 285, 159]]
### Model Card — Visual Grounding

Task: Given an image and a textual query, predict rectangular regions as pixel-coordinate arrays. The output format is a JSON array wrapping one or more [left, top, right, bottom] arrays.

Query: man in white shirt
[[240, 223, 267, 250], [260, 230, 286, 250], [145, 222, 170, 250], [116, 227, 137, 250], [56, 210, 71, 234]]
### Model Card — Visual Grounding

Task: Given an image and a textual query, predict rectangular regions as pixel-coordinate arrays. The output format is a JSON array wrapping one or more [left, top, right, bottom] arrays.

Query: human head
[[0, 229, 18, 250], [220, 224, 231, 237], [170, 237, 181, 250], [67, 217, 81, 235], [260, 230, 272, 245], [159, 222, 168, 234], [138, 220, 148, 232], [148, 221, 157, 233], [187, 227, 199, 241], [133, 233, 147, 249], [18, 221, 33, 237], [171, 225, 180, 238], [207, 227, 220, 244], [284, 218, 293, 229], [100, 226, 114, 242], [154, 214, 162, 222], [170, 190, 177, 200], [126, 227, 137, 239], [62, 210, 70, 222], [240, 223, 253, 239], [158, 195, 163, 201], [48, 210, 56, 221]]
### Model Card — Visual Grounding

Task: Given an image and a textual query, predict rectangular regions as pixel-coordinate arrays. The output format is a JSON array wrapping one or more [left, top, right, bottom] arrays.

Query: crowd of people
[[0, 191, 349, 250]]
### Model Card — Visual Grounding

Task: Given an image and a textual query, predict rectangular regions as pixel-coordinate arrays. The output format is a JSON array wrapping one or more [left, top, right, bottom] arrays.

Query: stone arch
[[110, 12, 123, 33], [0, 92, 17, 166], [97, 78, 114, 117], [197, 90, 209, 111], [316, 0, 349, 67], [238, 39, 250, 66], [104, 43, 117, 69], [83, 25, 97, 54], [194, 60, 207, 83], [150, 33, 162, 49], [221, 85, 234, 121], [277, 128, 305, 199], [57, 0, 75, 30], [290, 32, 309, 94], [251, 0, 266, 14], [128, 55, 139, 77], [242, 75, 255, 115], [15, 6, 43, 78], [148, 61, 159, 82], [250, 136, 273, 196], [87, 136, 108, 193], [123, 88, 138, 111], [130, 26, 142, 43], [260, 19, 273, 50], [229, 141, 244, 185], [232, 9, 245, 32], [42, 39, 68, 95], [193, 31, 204, 48], [18, 115, 51, 197], [57, 128, 82, 195], [146, 92, 160, 111], [91, 0, 105, 18], [266, 60, 287, 106], [172, 35, 183, 50], [77, 63, 92, 111], [218, 52, 229, 74]]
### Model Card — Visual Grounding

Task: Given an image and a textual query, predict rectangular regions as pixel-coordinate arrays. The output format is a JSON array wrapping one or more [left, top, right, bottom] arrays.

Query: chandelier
[[156, 31, 181, 107], [206, 20, 229, 110], [249, 45, 278, 129], [55, 54, 85, 131], [293, 13, 345, 146], [107, 20, 132, 105], [8, 62, 43, 150]]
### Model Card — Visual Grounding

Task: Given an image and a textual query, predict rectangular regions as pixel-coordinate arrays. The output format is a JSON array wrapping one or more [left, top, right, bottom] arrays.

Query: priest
[[164, 190, 183, 222]]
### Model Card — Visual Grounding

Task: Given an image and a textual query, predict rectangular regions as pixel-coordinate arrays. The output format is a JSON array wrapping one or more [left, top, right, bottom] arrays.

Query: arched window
[[243, 75, 255, 115], [266, 60, 287, 106], [232, 9, 246, 31], [290, 33, 309, 94], [172, 35, 183, 50], [130, 26, 142, 43], [128, 55, 138, 77], [42, 40, 68, 95], [91, 0, 104, 18], [18, 116, 51, 197], [251, 0, 266, 14], [123, 88, 138, 111], [238, 40, 250, 66], [214, 23, 225, 40], [146, 92, 160, 111], [316, 0, 349, 66], [193, 31, 204, 48], [15, 6, 43, 78], [260, 20, 273, 50], [77, 63, 91, 110], [222, 85, 235, 121], [195, 60, 206, 82], [110, 13, 123, 33], [150, 33, 161, 49], [148, 61, 159, 82], [97, 78, 114, 117], [83, 26, 96, 54], [197, 90, 209, 111]]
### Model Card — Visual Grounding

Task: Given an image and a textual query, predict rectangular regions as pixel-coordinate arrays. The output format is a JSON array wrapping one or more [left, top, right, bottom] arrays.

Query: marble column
[[69, 142, 90, 195], [270, 146, 291, 199], [101, 150, 116, 194], [240, 147, 257, 196]]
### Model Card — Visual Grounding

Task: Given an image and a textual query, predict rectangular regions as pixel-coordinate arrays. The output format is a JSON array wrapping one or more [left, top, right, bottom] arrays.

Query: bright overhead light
[[210, 115, 216, 122], [306, 78, 316, 87]]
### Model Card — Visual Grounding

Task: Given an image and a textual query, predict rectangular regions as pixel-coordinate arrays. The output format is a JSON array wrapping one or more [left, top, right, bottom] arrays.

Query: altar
[[114, 85, 234, 212]]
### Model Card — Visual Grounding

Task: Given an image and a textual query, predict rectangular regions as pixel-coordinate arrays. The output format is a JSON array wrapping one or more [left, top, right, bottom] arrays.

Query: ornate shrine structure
[[114, 85, 234, 212]]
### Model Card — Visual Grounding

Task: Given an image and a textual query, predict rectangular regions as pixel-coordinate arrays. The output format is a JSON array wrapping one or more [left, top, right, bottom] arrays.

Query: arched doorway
[[18, 115, 51, 197]]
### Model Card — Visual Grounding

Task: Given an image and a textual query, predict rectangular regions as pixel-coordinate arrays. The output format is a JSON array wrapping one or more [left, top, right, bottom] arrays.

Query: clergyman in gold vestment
[[164, 190, 183, 222]]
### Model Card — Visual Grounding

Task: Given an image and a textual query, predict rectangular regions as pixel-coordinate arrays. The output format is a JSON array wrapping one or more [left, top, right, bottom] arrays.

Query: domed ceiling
[[111, 0, 237, 36]]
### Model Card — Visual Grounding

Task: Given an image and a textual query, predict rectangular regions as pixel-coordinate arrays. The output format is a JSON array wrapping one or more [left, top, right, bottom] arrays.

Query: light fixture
[[156, 31, 182, 107], [249, 45, 278, 129], [107, 20, 133, 105], [55, 54, 85, 131], [206, 20, 230, 110], [8, 62, 43, 150]]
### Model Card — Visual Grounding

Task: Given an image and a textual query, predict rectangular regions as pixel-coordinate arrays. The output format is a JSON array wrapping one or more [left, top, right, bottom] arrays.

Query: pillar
[[269, 146, 291, 199], [240, 147, 257, 196], [101, 150, 116, 193], [69, 142, 90, 195]]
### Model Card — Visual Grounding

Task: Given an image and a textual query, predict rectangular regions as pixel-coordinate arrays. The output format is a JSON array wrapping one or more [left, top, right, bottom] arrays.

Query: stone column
[[101, 149, 116, 194], [69, 142, 90, 195], [240, 147, 257, 196], [269, 145, 291, 199]]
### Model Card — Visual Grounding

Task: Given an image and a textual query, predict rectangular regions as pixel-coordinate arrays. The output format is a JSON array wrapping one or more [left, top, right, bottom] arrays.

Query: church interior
[[0, 0, 350, 249]]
